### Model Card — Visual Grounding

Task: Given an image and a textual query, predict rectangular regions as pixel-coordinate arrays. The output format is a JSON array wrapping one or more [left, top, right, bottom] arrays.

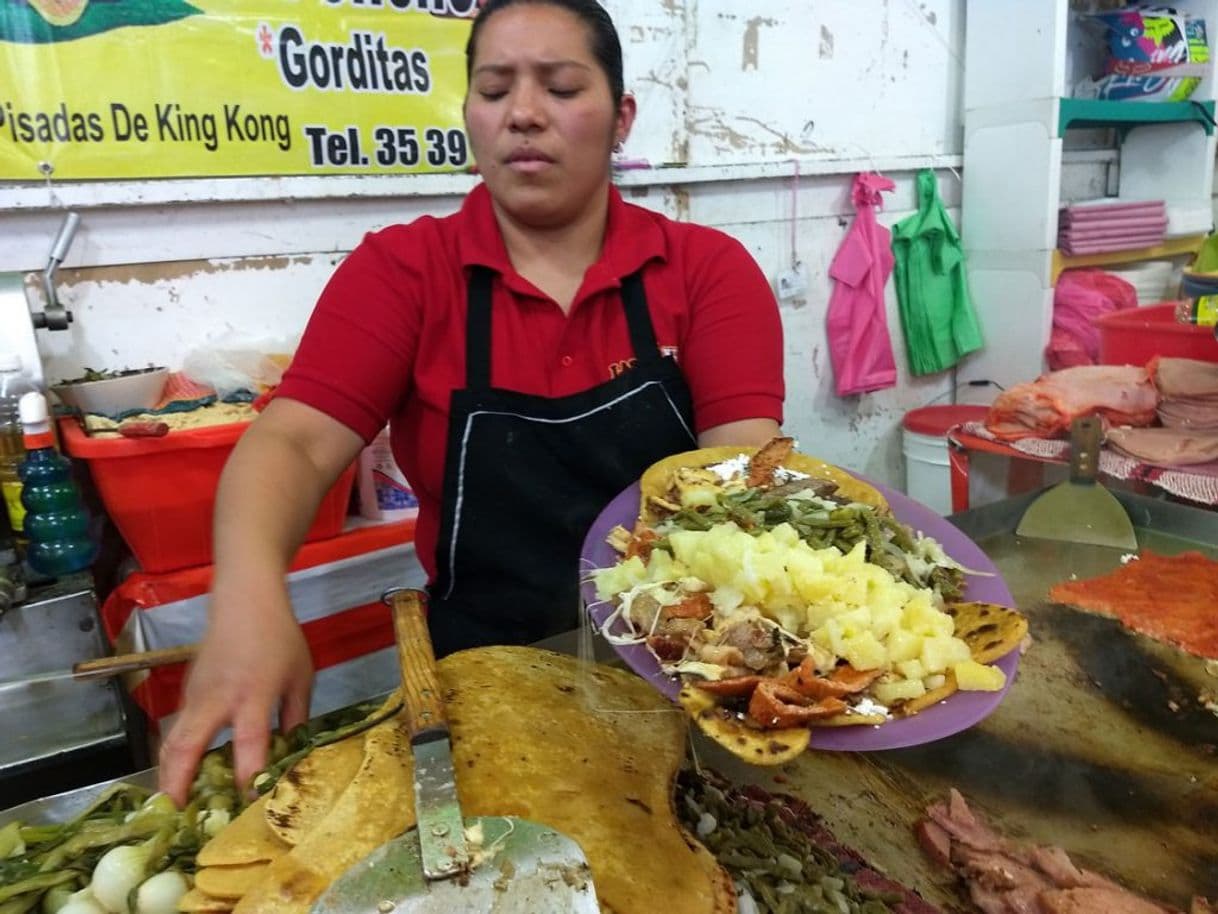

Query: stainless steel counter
[[0, 574, 127, 780]]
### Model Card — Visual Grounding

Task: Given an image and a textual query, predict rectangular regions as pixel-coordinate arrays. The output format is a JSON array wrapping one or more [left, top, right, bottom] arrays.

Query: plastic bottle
[[18, 391, 97, 576], [0, 353, 36, 534], [0, 500, 25, 613]]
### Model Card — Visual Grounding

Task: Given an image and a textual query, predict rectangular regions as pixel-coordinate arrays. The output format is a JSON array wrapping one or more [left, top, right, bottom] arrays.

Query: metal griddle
[[5, 490, 1217, 909], [705, 488, 1218, 909]]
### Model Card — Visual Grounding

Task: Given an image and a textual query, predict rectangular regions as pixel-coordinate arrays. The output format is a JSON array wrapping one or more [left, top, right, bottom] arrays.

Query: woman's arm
[[158, 398, 365, 805], [698, 417, 781, 448]]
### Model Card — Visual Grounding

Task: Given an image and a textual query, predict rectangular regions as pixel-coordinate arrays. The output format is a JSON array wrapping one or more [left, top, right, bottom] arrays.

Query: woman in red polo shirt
[[160, 0, 784, 802]]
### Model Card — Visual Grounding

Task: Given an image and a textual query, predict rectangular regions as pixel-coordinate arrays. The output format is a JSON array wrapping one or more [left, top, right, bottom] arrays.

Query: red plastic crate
[[60, 418, 355, 573], [1093, 303, 1218, 365]]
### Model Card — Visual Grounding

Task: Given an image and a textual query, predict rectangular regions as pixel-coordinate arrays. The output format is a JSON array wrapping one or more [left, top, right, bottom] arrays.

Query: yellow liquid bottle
[[0, 353, 36, 533]]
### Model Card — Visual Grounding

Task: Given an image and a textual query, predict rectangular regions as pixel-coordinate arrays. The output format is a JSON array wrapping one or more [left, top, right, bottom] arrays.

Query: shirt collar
[[456, 182, 667, 289]]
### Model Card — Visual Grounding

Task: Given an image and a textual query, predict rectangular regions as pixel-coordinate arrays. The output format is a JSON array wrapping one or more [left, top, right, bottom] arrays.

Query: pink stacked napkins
[[1058, 199, 1167, 255]]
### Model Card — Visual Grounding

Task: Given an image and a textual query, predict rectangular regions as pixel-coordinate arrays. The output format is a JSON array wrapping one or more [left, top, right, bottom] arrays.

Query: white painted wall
[[0, 0, 997, 495]]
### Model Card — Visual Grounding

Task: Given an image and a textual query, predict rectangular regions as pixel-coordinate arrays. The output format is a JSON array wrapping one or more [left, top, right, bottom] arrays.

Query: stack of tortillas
[[184, 647, 734, 914]]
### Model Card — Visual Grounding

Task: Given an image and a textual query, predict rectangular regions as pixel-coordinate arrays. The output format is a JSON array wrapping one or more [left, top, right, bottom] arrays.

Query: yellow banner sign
[[0, 0, 476, 179]]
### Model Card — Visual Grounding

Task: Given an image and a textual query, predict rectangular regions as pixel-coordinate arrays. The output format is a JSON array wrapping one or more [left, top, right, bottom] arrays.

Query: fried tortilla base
[[218, 648, 733, 914], [638, 444, 889, 525], [680, 602, 1028, 761]]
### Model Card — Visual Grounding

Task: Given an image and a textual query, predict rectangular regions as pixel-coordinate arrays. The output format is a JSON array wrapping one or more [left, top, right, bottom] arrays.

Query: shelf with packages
[[1050, 233, 1208, 283], [947, 423, 1218, 515], [961, 0, 1218, 390]]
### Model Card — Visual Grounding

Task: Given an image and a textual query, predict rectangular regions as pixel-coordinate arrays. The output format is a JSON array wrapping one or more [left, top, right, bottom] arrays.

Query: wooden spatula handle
[[1069, 415, 1102, 485], [385, 588, 448, 743], [72, 644, 197, 679]]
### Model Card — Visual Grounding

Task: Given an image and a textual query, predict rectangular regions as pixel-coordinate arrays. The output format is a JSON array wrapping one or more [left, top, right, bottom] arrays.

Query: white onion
[[133, 871, 189, 914], [57, 889, 106, 914], [91, 844, 151, 913]]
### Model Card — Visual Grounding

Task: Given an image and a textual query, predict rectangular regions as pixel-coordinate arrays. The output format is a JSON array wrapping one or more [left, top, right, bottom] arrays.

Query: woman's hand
[[157, 399, 365, 807], [158, 583, 313, 807]]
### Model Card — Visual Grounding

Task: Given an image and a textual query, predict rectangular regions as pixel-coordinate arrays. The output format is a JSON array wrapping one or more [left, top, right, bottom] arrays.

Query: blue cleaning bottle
[[18, 391, 97, 576]]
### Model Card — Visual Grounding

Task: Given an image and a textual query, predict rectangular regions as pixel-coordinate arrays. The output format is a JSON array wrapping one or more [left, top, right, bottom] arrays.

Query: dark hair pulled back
[[465, 0, 624, 107]]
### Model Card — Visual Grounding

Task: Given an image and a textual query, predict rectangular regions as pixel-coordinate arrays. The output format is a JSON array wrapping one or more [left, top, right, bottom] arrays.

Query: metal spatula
[[311, 588, 600, 914], [1016, 415, 1138, 550]]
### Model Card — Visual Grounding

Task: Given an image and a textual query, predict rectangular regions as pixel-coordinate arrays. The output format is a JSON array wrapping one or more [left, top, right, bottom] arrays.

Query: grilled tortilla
[[195, 794, 288, 867], [638, 437, 888, 526], [263, 737, 366, 846], [219, 647, 733, 914]]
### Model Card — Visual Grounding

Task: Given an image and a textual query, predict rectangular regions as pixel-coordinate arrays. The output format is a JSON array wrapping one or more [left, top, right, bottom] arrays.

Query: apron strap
[[465, 266, 494, 390], [619, 271, 665, 369], [463, 266, 664, 390]]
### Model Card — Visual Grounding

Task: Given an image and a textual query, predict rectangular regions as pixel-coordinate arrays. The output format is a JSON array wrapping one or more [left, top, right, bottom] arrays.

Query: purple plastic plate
[[580, 481, 1020, 752]]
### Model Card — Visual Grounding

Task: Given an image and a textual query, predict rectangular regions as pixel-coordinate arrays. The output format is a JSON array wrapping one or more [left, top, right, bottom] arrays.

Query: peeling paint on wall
[[688, 107, 826, 158], [819, 25, 834, 60], [740, 16, 774, 71]]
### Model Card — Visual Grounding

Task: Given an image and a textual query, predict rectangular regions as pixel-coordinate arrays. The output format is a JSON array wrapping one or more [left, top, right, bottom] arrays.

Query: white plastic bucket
[[900, 405, 991, 515], [902, 428, 954, 516]]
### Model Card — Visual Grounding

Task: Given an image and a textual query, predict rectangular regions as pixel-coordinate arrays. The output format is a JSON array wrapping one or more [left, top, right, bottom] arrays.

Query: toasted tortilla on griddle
[[194, 861, 272, 901], [177, 887, 233, 912], [233, 719, 413, 914], [1049, 551, 1218, 659], [225, 648, 732, 914], [264, 736, 366, 846], [195, 794, 289, 868], [639, 440, 888, 526]]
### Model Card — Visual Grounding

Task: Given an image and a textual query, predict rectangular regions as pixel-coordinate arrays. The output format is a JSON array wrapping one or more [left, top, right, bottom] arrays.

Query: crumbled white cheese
[[851, 698, 891, 718], [707, 455, 750, 482], [705, 454, 809, 484]]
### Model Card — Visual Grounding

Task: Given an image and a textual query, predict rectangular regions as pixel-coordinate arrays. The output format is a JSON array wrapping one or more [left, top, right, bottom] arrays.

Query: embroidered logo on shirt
[[608, 346, 679, 378]]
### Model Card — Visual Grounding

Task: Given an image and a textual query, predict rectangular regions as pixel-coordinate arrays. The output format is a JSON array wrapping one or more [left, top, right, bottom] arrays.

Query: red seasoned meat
[[984, 365, 1158, 441]]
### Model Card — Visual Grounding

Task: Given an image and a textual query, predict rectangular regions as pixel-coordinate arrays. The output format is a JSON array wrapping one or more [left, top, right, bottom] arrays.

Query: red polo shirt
[[278, 182, 784, 581]]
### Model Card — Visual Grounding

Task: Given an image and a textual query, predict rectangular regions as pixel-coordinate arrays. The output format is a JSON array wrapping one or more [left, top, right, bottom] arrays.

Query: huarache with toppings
[[592, 438, 1028, 763]]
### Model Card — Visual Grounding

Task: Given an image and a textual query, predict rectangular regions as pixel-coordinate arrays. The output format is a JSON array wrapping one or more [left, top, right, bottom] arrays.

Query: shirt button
[[560, 355, 574, 367]]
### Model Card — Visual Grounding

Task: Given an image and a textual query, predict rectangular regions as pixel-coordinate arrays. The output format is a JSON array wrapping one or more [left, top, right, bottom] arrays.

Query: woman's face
[[465, 3, 634, 229]]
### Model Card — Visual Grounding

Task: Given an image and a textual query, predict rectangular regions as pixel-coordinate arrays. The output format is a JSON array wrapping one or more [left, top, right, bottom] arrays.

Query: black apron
[[427, 265, 696, 656]]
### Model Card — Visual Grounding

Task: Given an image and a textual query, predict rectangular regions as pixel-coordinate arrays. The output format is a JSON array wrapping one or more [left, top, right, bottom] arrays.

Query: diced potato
[[920, 635, 972, 674], [895, 659, 926, 682], [868, 603, 903, 639], [840, 631, 886, 671], [903, 599, 955, 637], [873, 678, 927, 705], [884, 629, 923, 664], [954, 660, 1007, 692], [593, 556, 646, 600]]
